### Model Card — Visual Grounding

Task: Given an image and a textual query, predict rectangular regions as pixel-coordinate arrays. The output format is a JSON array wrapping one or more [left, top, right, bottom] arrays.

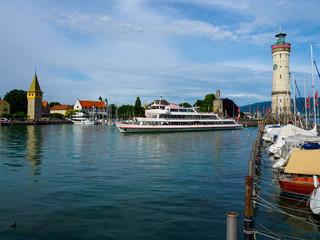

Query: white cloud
[[1, 0, 319, 107]]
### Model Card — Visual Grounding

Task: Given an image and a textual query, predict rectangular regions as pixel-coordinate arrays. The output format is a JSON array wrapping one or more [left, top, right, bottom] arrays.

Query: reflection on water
[[0, 125, 257, 240], [0, 126, 28, 167], [119, 130, 246, 175], [25, 126, 43, 176]]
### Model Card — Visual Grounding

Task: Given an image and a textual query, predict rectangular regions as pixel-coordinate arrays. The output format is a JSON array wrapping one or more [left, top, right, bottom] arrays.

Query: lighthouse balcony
[[271, 43, 291, 50]]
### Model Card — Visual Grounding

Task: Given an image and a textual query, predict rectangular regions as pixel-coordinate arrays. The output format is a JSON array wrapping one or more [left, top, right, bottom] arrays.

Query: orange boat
[[277, 149, 320, 196], [278, 175, 315, 195]]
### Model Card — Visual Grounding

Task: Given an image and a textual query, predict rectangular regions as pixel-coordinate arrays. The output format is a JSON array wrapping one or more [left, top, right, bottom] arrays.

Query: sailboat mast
[[311, 43, 316, 125], [286, 73, 289, 125], [304, 76, 308, 129], [293, 73, 296, 126]]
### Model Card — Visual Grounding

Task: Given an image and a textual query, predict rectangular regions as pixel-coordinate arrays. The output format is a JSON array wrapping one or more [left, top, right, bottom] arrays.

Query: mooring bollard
[[244, 176, 254, 240], [251, 150, 256, 176], [227, 212, 238, 240]]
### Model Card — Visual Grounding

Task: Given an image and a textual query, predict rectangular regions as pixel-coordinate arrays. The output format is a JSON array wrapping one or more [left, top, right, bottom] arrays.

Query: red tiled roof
[[79, 100, 107, 109], [51, 105, 73, 110], [0, 100, 9, 104]]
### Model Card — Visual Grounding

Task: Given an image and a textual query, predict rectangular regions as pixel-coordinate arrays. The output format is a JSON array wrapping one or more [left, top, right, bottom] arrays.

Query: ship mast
[[304, 76, 308, 129], [311, 43, 316, 125]]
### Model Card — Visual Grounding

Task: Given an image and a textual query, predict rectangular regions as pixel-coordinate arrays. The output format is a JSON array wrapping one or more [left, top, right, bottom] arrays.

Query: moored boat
[[277, 149, 320, 196], [116, 99, 242, 133], [71, 112, 95, 125]]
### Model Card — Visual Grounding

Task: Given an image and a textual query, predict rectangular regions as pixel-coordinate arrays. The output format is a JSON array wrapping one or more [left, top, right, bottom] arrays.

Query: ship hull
[[116, 123, 243, 133]]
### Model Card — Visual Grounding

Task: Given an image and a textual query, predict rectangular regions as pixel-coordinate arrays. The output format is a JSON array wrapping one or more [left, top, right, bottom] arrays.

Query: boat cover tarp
[[277, 124, 317, 138], [262, 127, 282, 142], [284, 149, 320, 175]]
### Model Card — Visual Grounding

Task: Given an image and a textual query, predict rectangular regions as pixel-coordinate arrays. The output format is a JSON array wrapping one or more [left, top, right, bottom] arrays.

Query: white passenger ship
[[71, 112, 95, 125], [116, 100, 242, 133]]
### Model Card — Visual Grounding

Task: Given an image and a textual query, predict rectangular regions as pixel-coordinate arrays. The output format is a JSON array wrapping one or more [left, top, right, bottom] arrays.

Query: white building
[[74, 97, 108, 117], [271, 30, 291, 115]]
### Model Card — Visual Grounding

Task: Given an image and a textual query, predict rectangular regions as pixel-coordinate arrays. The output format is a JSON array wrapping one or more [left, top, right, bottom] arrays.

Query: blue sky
[[1, 0, 320, 107]]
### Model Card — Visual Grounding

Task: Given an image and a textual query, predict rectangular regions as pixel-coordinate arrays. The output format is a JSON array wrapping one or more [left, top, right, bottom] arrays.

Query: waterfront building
[[0, 100, 10, 115], [42, 101, 50, 116], [271, 30, 291, 115], [74, 98, 108, 117], [27, 73, 43, 120], [50, 105, 74, 116], [243, 112, 253, 119]]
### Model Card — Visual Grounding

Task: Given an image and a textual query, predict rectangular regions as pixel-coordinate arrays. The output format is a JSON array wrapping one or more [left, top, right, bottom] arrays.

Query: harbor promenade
[[0, 119, 72, 126]]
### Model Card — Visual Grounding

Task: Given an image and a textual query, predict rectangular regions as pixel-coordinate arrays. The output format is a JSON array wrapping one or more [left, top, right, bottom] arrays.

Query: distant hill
[[241, 98, 316, 114]]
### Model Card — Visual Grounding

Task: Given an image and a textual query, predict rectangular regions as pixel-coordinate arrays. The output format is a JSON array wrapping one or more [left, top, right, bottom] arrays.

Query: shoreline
[[0, 119, 73, 126]]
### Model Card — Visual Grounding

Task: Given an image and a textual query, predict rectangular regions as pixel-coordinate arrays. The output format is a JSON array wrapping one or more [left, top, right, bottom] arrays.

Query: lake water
[[0, 124, 257, 239]]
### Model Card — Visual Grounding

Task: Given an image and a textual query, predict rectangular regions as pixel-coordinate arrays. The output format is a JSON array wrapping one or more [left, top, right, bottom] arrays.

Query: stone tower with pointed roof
[[27, 73, 43, 120]]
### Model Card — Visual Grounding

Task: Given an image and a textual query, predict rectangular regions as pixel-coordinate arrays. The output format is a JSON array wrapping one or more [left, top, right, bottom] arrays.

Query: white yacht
[[71, 112, 95, 125], [116, 100, 242, 133]]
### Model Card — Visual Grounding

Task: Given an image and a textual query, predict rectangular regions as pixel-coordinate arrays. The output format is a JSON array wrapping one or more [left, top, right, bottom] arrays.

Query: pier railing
[[244, 123, 264, 239]]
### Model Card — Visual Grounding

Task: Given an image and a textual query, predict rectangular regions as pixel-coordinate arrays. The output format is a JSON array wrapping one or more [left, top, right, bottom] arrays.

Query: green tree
[[14, 112, 27, 119], [109, 104, 117, 118], [179, 102, 191, 108], [118, 105, 135, 119], [49, 113, 63, 119], [65, 109, 76, 117], [134, 97, 144, 117], [193, 99, 204, 109], [49, 102, 61, 108], [1, 113, 11, 118], [4, 89, 27, 113], [201, 93, 215, 112]]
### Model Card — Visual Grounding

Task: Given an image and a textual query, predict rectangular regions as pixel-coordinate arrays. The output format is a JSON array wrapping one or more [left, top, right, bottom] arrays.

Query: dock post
[[244, 176, 254, 240], [251, 150, 256, 176], [227, 212, 238, 240], [248, 161, 253, 177]]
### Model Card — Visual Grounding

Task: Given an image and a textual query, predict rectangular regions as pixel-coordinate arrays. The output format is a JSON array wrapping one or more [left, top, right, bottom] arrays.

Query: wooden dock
[[239, 119, 262, 127]]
